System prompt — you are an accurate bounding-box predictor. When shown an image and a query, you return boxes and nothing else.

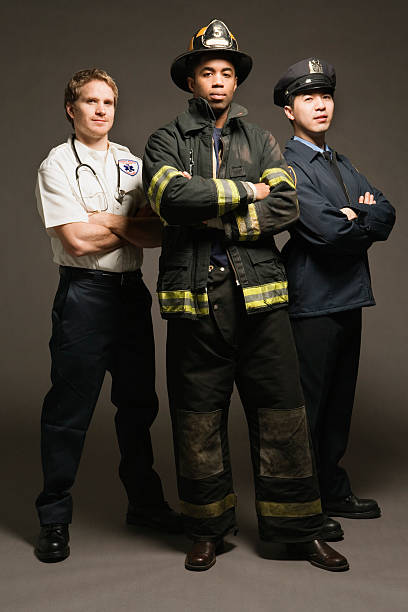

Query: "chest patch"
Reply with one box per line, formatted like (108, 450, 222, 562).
(118, 159, 139, 176)
(287, 165, 297, 187)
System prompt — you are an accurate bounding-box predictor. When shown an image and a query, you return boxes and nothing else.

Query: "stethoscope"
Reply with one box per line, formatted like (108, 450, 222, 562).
(71, 134, 126, 206)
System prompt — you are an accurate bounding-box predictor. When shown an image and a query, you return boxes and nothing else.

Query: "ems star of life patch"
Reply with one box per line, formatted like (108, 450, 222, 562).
(118, 159, 139, 176)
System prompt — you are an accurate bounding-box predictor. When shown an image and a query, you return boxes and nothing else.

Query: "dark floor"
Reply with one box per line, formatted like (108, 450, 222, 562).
(1, 407, 407, 612)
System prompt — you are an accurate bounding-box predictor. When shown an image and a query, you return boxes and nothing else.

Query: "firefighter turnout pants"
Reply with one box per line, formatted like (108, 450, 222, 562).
(167, 267, 323, 543)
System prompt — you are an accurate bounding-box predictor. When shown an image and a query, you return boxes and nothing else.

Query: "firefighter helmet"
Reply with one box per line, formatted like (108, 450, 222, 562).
(171, 19, 253, 92)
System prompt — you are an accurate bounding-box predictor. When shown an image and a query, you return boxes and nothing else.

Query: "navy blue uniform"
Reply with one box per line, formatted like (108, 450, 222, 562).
(282, 138, 395, 318)
(36, 267, 165, 524)
(282, 137, 395, 502)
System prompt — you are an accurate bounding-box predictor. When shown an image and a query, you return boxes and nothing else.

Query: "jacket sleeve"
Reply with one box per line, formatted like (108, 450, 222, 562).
(143, 128, 254, 226)
(345, 164, 396, 241)
(222, 132, 299, 242)
(287, 161, 380, 255)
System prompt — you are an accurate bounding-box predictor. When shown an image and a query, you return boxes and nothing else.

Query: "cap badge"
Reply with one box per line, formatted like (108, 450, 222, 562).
(308, 58, 323, 74)
(202, 19, 233, 49)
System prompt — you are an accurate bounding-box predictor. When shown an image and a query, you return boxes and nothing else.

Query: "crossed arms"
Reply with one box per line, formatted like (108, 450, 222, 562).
(143, 128, 300, 241)
(56, 206, 162, 257)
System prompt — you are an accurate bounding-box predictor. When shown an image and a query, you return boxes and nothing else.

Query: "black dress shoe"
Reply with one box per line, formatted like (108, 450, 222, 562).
(35, 524, 70, 563)
(289, 539, 349, 572)
(325, 494, 381, 519)
(126, 501, 183, 534)
(185, 539, 224, 571)
(319, 514, 344, 541)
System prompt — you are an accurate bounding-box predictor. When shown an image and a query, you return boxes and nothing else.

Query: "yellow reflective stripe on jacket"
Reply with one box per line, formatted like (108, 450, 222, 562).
(256, 498, 322, 518)
(212, 178, 241, 216)
(235, 203, 261, 241)
(180, 494, 237, 519)
(243, 281, 288, 310)
(260, 167, 295, 190)
(158, 289, 209, 316)
(147, 165, 184, 215)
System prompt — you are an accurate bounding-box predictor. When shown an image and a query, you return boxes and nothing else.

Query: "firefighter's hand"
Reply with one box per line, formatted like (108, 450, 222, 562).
(358, 192, 376, 205)
(254, 182, 270, 200)
(182, 171, 192, 180)
(340, 207, 358, 220)
(136, 204, 157, 218)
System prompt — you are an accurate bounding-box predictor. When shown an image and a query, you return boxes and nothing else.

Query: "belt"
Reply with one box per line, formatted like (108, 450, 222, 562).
(59, 266, 142, 286)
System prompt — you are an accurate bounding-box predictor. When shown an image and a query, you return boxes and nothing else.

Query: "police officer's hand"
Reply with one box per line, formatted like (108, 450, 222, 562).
(255, 183, 271, 200)
(359, 192, 376, 205)
(340, 207, 358, 220)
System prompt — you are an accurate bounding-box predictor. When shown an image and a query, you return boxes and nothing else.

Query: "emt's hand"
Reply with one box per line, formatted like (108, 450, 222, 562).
(340, 207, 358, 220)
(88, 212, 115, 228)
(359, 192, 376, 205)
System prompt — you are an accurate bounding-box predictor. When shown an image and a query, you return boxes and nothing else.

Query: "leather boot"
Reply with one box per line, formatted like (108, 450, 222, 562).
(185, 539, 224, 571)
(319, 514, 344, 541)
(290, 539, 349, 572)
(35, 524, 70, 563)
(325, 494, 381, 519)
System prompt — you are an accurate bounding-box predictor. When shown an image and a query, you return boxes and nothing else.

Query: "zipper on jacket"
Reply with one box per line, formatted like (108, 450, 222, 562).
(218, 133, 240, 285)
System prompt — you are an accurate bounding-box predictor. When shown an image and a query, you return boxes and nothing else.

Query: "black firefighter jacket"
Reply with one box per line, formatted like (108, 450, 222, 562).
(143, 98, 299, 319)
(282, 138, 396, 318)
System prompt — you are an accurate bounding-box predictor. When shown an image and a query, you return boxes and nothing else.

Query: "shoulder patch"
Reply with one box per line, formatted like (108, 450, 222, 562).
(287, 165, 297, 187)
(118, 159, 140, 176)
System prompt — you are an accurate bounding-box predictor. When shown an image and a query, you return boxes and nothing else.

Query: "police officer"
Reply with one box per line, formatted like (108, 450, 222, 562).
(274, 59, 395, 524)
(35, 68, 181, 563)
(143, 22, 349, 572)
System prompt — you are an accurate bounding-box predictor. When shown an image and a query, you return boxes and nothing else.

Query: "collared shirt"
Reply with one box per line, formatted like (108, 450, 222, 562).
(293, 135, 331, 156)
(36, 138, 146, 272)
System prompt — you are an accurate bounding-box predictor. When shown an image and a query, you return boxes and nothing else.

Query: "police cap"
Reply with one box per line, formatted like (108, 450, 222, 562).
(274, 58, 336, 107)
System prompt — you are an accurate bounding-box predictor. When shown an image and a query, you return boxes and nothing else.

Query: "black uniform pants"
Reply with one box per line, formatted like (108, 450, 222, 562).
(291, 309, 362, 503)
(36, 266, 164, 525)
(167, 268, 323, 543)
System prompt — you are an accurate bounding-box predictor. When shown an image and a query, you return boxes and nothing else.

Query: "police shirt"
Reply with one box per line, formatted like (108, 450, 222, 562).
(36, 138, 146, 272)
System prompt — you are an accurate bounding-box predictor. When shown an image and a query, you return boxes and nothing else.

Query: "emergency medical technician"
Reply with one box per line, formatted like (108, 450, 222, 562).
(143, 21, 349, 572)
(34, 68, 181, 563)
(274, 59, 395, 524)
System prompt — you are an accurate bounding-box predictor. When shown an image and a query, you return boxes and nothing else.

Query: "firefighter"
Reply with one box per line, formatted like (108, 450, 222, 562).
(143, 21, 349, 572)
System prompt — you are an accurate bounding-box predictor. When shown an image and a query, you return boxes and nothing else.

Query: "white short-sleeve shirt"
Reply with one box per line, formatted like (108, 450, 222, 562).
(36, 137, 146, 272)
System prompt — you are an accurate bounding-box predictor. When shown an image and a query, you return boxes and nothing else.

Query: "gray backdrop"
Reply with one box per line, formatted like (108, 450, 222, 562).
(1, 1, 407, 611)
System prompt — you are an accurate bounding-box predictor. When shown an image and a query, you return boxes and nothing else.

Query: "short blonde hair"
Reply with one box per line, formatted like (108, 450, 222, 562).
(64, 68, 119, 126)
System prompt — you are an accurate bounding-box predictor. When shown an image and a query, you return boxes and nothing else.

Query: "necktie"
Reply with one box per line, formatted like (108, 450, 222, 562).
(322, 151, 351, 205)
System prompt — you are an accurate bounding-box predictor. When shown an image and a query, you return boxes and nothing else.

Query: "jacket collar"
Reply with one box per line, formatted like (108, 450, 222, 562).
(284, 136, 325, 162)
(177, 97, 248, 136)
